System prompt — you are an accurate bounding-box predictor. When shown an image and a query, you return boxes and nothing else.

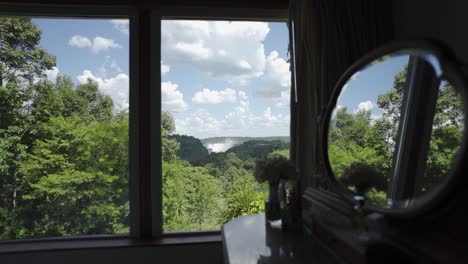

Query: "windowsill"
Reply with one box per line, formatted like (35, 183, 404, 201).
(0, 231, 221, 255)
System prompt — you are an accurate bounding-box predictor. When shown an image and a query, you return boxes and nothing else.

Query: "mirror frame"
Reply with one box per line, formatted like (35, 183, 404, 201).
(322, 40, 468, 218)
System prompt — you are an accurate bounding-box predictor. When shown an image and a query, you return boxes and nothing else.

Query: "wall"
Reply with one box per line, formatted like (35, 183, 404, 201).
(0, 242, 222, 264)
(393, 0, 468, 70)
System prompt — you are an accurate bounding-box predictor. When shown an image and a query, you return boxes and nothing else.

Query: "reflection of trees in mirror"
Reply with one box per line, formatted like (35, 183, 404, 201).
(329, 62, 463, 205)
(424, 82, 463, 193)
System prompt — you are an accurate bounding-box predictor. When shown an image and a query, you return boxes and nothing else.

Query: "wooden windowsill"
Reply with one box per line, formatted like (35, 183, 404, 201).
(0, 231, 221, 255)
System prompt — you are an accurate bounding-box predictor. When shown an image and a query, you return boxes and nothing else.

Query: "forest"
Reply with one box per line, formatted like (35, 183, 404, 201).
(0, 17, 288, 239)
(0, 17, 463, 240)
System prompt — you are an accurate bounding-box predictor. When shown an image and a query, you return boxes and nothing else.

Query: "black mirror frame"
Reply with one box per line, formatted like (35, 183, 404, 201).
(322, 40, 468, 218)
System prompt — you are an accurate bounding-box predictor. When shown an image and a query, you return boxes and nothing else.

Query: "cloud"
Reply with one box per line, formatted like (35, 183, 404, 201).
(331, 104, 344, 118)
(275, 90, 290, 108)
(68, 35, 92, 48)
(254, 50, 291, 98)
(161, 20, 269, 85)
(357, 100, 374, 112)
(175, 91, 289, 138)
(77, 70, 129, 110)
(192, 88, 237, 104)
(175, 109, 227, 137)
(161, 61, 170, 75)
(68, 35, 121, 53)
(44, 67, 60, 83)
(91, 37, 121, 53)
(111, 19, 129, 35)
(350, 71, 360, 81)
(161, 81, 188, 112)
(97, 56, 122, 77)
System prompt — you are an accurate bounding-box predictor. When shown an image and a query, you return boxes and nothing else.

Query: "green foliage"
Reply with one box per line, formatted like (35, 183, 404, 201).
(329, 64, 463, 202)
(170, 134, 209, 163)
(162, 160, 222, 230)
(0, 17, 289, 238)
(218, 176, 267, 225)
(161, 112, 180, 162)
(0, 17, 55, 84)
(225, 140, 289, 160)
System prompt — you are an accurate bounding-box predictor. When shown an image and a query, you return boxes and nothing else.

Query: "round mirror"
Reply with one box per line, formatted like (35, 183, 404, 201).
(325, 42, 467, 213)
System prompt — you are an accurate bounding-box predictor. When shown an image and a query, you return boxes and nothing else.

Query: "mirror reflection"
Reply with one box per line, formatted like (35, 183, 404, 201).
(328, 51, 464, 208)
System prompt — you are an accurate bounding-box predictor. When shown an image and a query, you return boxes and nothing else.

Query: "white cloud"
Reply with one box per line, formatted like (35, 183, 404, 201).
(44, 67, 60, 83)
(350, 71, 360, 81)
(69, 35, 121, 53)
(68, 35, 92, 48)
(175, 91, 289, 138)
(91, 37, 121, 53)
(192, 88, 237, 104)
(97, 56, 122, 77)
(77, 70, 129, 110)
(32, 66, 60, 84)
(331, 104, 344, 118)
(161, 20, 269, 85)
(275, 90, 290, 108)
(161, 81, 188, 113)
(357, 100, 374, 112)
(254, 50, 291, 98)
(111, 19, 129, 35)
(161, 61, 170, 75)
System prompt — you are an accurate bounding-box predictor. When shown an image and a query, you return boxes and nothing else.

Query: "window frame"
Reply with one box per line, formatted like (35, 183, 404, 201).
(388, 56, 440, 204)
(0, 2, 290, 252)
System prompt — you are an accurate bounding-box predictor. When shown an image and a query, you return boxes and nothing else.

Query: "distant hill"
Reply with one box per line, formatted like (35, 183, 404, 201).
(170, 135, 209, 163)
(225, 140, 289, 160)
(201, 136, 289, 153)
(194, 139, 289, 167)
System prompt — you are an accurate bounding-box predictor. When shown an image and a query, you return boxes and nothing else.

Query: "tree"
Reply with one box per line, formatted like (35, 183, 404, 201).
(329, 63, 464, 199)
(16, 116, 129, 237)
(75, 80, 114, 122)
(219, 176, 267, 224)
(161, 112, 180, 162)
(0, 17, 55, 86)
(162, 160, 222, 230)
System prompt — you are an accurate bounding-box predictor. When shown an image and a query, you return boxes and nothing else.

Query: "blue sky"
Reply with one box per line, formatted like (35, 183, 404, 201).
(336, 55, 409, 118)
(32, 18, 406, 139)
(33, 19, 291, 138)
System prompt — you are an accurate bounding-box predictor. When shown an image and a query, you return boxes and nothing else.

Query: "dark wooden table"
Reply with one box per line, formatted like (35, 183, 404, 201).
(222, 213, 339, 264)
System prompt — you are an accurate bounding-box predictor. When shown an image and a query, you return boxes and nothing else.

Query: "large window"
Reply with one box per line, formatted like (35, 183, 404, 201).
(160, 20, 291, 231)
(0, 17, 129, 240)
(0, 5, 290, 244)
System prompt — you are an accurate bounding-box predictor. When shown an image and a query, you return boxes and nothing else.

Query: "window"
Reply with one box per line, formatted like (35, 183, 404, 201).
(160, 20, 291, 231)
(0, 5, 290, 244)
(0, 16, 130, 240)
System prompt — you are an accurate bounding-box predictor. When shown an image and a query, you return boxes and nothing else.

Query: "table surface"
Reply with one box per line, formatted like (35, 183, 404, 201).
(221, 213, 339, 264)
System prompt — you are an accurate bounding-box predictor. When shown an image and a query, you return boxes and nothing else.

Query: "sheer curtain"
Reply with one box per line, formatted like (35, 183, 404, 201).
(288, 0, 393, 190)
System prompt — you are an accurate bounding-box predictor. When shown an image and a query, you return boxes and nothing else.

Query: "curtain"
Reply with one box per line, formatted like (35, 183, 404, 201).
(288, 0, 394, 191)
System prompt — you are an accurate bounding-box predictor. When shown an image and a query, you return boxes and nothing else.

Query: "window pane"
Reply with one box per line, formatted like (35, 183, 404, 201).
(161, 20, 290, 231)
(422, 81, 464, 193)
(0, 17, 129, 239)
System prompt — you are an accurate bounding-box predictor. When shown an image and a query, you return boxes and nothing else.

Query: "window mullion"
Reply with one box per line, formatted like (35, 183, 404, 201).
(388, 56, 439, 205)
(150, 10, 163, 237)
(130, 8, 158, 239)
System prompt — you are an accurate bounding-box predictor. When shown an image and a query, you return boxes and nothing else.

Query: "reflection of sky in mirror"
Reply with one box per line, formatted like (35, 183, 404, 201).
(336, 55, 410, 118)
